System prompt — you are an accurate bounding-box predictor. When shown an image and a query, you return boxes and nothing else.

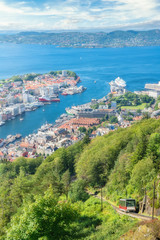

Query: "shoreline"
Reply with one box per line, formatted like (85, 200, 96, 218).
(0, 80, 156, 161)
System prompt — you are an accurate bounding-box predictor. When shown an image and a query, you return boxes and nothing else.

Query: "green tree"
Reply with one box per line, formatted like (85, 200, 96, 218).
(6, 188, 78, 240)
(109, 116, 118, 124)
(137, 109, 141, 114)
(69, 179, 89, 202)
(91, 103, 99, 109)
(129, 158, 155, 196)
(147, 133, 160, 170)
(130, 130, 148, 167)
(78, 127, 86, 133)
(83, 133, 90, 145)
(67, 71, 77, 79)
(11, 76, 23, 82)
(142, 112, 150, 119)
(24, 74, 38, 81)
(61, 169, 70, 199)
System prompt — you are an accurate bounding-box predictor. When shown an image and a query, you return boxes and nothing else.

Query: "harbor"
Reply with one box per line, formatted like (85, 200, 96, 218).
(1, 75, 160, 161)
(0, 70, 86, 128)
(0, 43, 159, 140)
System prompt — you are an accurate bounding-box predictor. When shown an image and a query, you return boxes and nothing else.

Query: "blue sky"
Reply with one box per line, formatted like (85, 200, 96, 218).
(0, 0, 160, 31)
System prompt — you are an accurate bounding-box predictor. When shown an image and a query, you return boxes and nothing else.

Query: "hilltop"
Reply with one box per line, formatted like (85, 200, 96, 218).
(0, 30, 160, 48)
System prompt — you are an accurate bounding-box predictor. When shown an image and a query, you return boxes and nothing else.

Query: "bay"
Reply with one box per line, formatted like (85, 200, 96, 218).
(0, 43, 160, 139)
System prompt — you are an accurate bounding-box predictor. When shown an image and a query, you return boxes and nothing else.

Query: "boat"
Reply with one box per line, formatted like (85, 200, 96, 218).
(42, 109, 45, 112)
(39, 96, 60, 102)
(50, 97, 60, 102)
(65, 107, 77, 115)
(61, 92, 68, 96)
(115, 77, 126, 88)
(0, 121, 5, 126)
(20, 118, 24, 121)
(109, 77, 126, 93)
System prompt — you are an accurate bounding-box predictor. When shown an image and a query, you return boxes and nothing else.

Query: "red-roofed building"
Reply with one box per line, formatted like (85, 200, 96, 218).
(59, 118, 100, 130)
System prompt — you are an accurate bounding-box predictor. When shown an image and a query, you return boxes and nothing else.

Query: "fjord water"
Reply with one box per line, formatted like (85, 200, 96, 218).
(0, 43, 160, 138)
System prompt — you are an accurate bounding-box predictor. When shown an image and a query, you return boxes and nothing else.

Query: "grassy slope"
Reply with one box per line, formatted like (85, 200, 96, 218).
(121, 103, 146, 110)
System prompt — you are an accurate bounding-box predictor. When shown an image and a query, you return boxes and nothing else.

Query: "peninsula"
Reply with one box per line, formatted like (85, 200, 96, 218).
(0, 70, 86, 126)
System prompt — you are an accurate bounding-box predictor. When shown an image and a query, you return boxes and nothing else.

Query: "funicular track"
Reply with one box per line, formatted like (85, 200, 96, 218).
(88, 191, 155, 221)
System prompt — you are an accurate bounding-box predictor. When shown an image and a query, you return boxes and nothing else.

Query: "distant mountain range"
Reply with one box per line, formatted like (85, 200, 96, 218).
(0, 30, 160, 48)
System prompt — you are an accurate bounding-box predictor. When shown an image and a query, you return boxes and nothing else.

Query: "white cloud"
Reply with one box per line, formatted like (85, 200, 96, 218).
(0, 0, 159, 30)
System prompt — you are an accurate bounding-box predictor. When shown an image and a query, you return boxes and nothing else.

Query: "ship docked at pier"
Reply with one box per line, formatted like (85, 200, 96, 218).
(109, 77, 126, 95)
(39, 96, 60, 102)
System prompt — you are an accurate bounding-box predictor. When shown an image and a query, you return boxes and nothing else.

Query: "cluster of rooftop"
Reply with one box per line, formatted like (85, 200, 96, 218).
(0, 70, 86, 126)
(1, 77, 160, 161)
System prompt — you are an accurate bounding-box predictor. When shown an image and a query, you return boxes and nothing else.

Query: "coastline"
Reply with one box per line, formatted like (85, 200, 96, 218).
(0, 77, 158, 161)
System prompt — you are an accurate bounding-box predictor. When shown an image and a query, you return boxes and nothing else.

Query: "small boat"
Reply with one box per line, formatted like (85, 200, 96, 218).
(0, 121, 5, 126)
(20, 118, 24, 121)
(61, 92, 68, 96)
(43, 109, 45, 112)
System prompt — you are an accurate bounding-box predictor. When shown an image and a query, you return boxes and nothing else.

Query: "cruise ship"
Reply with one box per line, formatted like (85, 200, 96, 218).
(115, 77, 126, 88)
(109, 77, 126, 94)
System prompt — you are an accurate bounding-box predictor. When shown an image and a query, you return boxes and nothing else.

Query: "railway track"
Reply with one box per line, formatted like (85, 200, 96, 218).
(88, 191, 155, 221)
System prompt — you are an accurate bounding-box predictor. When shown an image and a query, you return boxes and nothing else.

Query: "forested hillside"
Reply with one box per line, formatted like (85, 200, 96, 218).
(1, 118, 160, 239)
(77, 118, 160, 203)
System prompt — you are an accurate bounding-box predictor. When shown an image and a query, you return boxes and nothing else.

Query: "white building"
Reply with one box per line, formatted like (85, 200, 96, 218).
(145, 82, 160, 98)
(7, 105, 19, 116)
(18, 104, 25, 114)
(62, 70, 68, 77)
(6, 94, 17, 104)
(0, 112, 2, 122)
(22, 90, 29, 103)
(22, 90, 36, 103)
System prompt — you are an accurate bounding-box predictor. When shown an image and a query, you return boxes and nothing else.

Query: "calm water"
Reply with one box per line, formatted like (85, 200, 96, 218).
(0, 44, 160, 138)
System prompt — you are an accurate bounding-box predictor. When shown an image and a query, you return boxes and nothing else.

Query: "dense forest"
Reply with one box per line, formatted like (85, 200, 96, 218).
(1, 118, 160, 239)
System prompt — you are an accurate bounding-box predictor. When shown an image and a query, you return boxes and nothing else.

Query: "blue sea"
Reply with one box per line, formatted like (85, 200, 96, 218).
(0, 43, 160, 139)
